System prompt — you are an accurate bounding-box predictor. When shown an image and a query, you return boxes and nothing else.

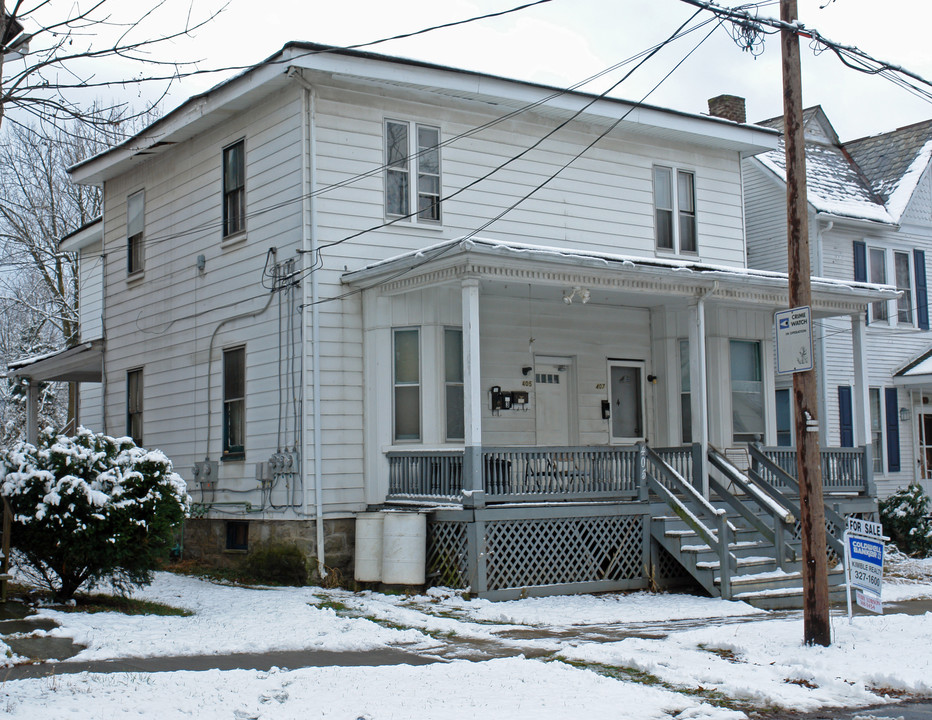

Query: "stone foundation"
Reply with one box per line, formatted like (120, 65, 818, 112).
(181, 517, 355, 583)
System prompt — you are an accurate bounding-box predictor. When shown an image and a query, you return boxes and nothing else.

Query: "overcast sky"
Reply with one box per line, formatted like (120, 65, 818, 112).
(136, 0, 932, 142)
(15, 0, 932, 143)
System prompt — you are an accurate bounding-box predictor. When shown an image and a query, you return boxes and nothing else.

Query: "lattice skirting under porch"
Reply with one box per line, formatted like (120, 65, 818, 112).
(427, 504, 654, 600)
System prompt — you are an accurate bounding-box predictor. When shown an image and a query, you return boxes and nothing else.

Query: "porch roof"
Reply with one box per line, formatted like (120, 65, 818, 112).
(894, 346, 932, 387)
(342, 237, 897, 317)
(8, 340, 103, 383)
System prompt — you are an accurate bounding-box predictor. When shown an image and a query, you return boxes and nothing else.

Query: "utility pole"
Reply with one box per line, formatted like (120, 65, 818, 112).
(780, 0, 831, 647)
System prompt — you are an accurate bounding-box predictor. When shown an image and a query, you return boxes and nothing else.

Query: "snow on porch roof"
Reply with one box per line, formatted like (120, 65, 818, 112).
(8, 340, 103, 383)
(894, 346, 932, 387)
(341, 237, 896, 314)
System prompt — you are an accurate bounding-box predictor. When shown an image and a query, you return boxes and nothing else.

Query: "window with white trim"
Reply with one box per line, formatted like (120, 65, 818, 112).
(868, 246, 888, 321)
(679, 339, 691, 444)
(444, 328, 464, 442)
(393, 328, 420, 441)
(730, 340, 764, 444)
(127, 368, 143, 446)
(223, 346, 245, 458)
(894, 250, 913, 324)
(653, 166, 696, 254)
(127, 190, 145, 275)
(384, 120, 441, 223)
(223, 139, 246, 237)
(869, 387, 883, 473)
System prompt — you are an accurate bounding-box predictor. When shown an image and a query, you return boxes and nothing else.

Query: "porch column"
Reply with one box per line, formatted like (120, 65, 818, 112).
(851, 312, 871, 449)
(688, 297, 710, 496)
(25, 380, 39, 445)
(462, 277, 484, 505)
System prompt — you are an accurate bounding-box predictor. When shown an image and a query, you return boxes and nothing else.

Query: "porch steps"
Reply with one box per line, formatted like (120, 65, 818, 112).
(652, 515, 848, 609)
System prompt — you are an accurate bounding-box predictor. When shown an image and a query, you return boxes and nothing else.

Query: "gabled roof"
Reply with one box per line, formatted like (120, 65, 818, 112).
(846, 119, 932, 221)
(754, 108, 892, 225)
(752, 107, 932, 226)
(893, 345, 932, 387)
(70, 42, 779, 185)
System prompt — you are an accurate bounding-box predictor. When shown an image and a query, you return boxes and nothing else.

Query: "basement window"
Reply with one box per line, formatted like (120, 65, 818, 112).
(226, 520, 249, 551)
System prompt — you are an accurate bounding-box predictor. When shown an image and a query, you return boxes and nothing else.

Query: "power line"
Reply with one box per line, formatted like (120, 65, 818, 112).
(678, 0, 932, 101)
(138, 16, 721, 249)
(302, 10, 721, 308)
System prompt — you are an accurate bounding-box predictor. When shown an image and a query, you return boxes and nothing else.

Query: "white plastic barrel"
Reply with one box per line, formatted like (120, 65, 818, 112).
(354, 512, 384, 582)
(380, 511, 427, 585)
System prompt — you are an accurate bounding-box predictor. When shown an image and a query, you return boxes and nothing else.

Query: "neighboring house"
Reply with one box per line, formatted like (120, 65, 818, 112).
(742, 106, 932, 499)
(14, 46, 892, 602)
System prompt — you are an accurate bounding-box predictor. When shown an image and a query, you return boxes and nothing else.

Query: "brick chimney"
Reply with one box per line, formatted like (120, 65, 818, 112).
(707, 94, 747, 124)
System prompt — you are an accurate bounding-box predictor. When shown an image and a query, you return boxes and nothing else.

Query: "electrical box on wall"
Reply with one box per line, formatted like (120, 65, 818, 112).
(490, 387, 530, 413)
(192, 460, 218, 486)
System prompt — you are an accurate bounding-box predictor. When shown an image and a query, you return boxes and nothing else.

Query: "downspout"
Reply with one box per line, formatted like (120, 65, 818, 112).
(815, 220, 832, 440)
(289, 67, 326, 580)
(100, 192, 108, 435)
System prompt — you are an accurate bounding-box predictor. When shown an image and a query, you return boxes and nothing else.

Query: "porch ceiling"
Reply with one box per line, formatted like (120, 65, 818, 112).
(342, 238, 897, 318)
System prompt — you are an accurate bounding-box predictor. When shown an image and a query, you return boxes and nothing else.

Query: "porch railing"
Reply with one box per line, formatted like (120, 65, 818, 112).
(757, 445, 873, 496)
(387, 443, 873, 503)
(481, 446, 641, 501)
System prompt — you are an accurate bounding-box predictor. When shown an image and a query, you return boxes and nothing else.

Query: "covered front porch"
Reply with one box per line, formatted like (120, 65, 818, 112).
(345, 238, 892, 602)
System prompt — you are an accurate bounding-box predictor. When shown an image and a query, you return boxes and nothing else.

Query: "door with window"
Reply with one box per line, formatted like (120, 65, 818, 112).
(535, 358, 573, 446)
(608, 360, 646, 444)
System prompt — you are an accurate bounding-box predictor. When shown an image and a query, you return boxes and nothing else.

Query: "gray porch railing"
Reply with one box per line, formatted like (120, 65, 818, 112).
(758, 445, 873, 496)
(387, 443, 872, 502)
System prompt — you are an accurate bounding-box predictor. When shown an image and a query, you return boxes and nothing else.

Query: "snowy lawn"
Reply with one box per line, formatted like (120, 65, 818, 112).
(3, 552, 932, 719)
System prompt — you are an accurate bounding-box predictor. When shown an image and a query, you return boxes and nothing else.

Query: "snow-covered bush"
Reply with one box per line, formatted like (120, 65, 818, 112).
(0, 428, 190, 600)
(880, 483, 932, 557)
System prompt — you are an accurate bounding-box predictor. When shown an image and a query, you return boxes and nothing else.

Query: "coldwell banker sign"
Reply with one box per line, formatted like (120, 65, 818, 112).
(845, 517, 886, 616)
(774, 306, 814, 374)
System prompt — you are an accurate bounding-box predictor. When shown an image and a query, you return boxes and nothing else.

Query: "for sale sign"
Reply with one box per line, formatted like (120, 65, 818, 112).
(847, 533, 884, 596)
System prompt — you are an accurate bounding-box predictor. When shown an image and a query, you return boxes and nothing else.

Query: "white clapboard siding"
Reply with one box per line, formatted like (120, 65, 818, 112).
(98, 68, 765, 517)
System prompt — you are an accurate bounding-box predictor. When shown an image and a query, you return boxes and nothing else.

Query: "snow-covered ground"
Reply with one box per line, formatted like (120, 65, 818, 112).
(4, 554, 932, 719)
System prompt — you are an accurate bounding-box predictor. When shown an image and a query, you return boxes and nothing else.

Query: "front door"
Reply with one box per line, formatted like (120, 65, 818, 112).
(535, 358, 573, 445)
(608, 360, 646, 444)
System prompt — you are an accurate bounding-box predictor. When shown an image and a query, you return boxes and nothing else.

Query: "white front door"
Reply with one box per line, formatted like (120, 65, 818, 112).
(535, 358, 573, 446)
(608, 360, 646, 444)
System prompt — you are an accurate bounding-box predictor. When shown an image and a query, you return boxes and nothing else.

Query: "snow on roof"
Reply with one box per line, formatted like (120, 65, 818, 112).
(344, 236, 895, 300)
(755, 109, 932, 226)
(895, 346, 932, 378)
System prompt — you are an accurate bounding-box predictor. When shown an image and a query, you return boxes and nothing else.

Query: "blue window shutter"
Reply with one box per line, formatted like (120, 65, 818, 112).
(838, 386, 853, 447)
(854, 241, 868, 326)
(853, 241, 867, 282)
(885, 387, 900, 473)
(914, 249, 928, 330)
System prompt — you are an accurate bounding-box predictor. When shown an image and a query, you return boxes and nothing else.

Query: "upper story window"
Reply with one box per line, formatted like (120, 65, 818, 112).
(385, 120, 441, 224)
(653, 166, 696, 254)
(854, 240, 929, 329)
(223, 139, 246, 237)
(127, 190, 145, 275)
(223, 346, 245, 458)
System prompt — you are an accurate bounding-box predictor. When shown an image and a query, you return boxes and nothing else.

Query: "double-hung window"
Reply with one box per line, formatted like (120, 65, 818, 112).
(869, 387, 883, 473)
(895, 250, 913, 324)
(223, 347, 245, 458)
(385, 120, 441, 223)
(653, 166, 696, 254)
(679, 339, 691, 444)
(127, 190, 145, 275)
(854, 241, 929, 329)
(730, 340, 764, 444)
(223, 139, 246, 237)
(393, 328, 420, 442)
(444, 328, 464, 442)
(868, 247, 888, 321)
(127, 368, 143, 446)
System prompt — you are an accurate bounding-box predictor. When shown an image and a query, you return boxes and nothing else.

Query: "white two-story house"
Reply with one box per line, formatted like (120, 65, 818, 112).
(16, 46, 892, 601)
(743, 106, 932, 499)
